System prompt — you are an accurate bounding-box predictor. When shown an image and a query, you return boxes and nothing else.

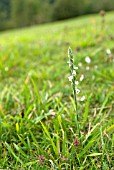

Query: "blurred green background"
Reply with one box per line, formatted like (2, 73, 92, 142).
(0, 0, 114, 31)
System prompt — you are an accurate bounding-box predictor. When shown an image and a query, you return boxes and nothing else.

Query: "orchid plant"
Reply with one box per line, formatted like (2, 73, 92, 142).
(67, 47, 80, 130)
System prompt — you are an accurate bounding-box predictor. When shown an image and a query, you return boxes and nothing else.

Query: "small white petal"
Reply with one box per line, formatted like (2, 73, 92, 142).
(106, 49, 111, 55)
(72, 70, 76, 75)
(75, 81, 79, 85)
(67, 61, 71, 67)
(80, 96, 86, 101)
(80, 74, 84, 81)
(74, 66, 78, 70)
(85, 56, 91, 63)
(76, 88, 80, 94)
(68, 75, 73, 82)
(86, 66, 90, 70)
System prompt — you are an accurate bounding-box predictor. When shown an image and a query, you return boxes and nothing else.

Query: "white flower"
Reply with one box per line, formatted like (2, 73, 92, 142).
(67, 61, 70, 64)
(74, 66, 78, 70)
(5, 67, 9, 71)
(85, 56, 91, 63)
(86, 66, 90, 70)
(75, 81, 79, 85)
(67, 61, 71, 67)
(80, 74, 84, 81)
(68, 75, 73, 82)
(78, 62, 82, 67)
(76, 88, 80, 94)
(72, 70, 76, 75)
(106, 49, 111, 55)
(80, 96, 86, 101)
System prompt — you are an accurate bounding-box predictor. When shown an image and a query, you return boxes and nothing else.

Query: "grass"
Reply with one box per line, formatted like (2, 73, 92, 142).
(0, 12, 114, 169)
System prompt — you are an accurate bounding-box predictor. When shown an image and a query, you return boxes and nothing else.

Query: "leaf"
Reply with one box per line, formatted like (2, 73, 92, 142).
(82, 93, 92, 126)
(107, 124, 114, 134)
(40, 121, 58, 156)
(87, 153, 103, 157)
(24, 160, 38, 167)
(94, 93, 111, 123)
(79, 140, 95, 158)
(16, 122, 19, 132)
(82, 123, 100, 144)
(5, 142, 23, 164)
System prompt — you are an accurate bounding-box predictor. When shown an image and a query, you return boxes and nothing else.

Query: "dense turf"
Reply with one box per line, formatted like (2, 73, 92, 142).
(0, 12, 114, 169)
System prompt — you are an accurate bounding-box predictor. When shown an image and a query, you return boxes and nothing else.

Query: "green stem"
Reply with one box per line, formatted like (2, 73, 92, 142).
(72, 77, 79, 131)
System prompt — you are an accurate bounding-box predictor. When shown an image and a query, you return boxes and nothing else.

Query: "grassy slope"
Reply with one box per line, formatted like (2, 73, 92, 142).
(0, 12, 114, 169)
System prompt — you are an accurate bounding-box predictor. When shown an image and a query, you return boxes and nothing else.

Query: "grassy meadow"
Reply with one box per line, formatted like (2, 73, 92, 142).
(0, 12, 114, 169)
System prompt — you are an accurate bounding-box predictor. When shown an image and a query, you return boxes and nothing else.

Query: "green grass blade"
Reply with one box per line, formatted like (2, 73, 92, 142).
(40, 121, 58, 156)
(5, 142, 23, 164)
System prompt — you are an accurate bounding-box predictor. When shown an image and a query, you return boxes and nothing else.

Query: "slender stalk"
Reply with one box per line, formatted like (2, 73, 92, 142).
(68, 47, 79, 130)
